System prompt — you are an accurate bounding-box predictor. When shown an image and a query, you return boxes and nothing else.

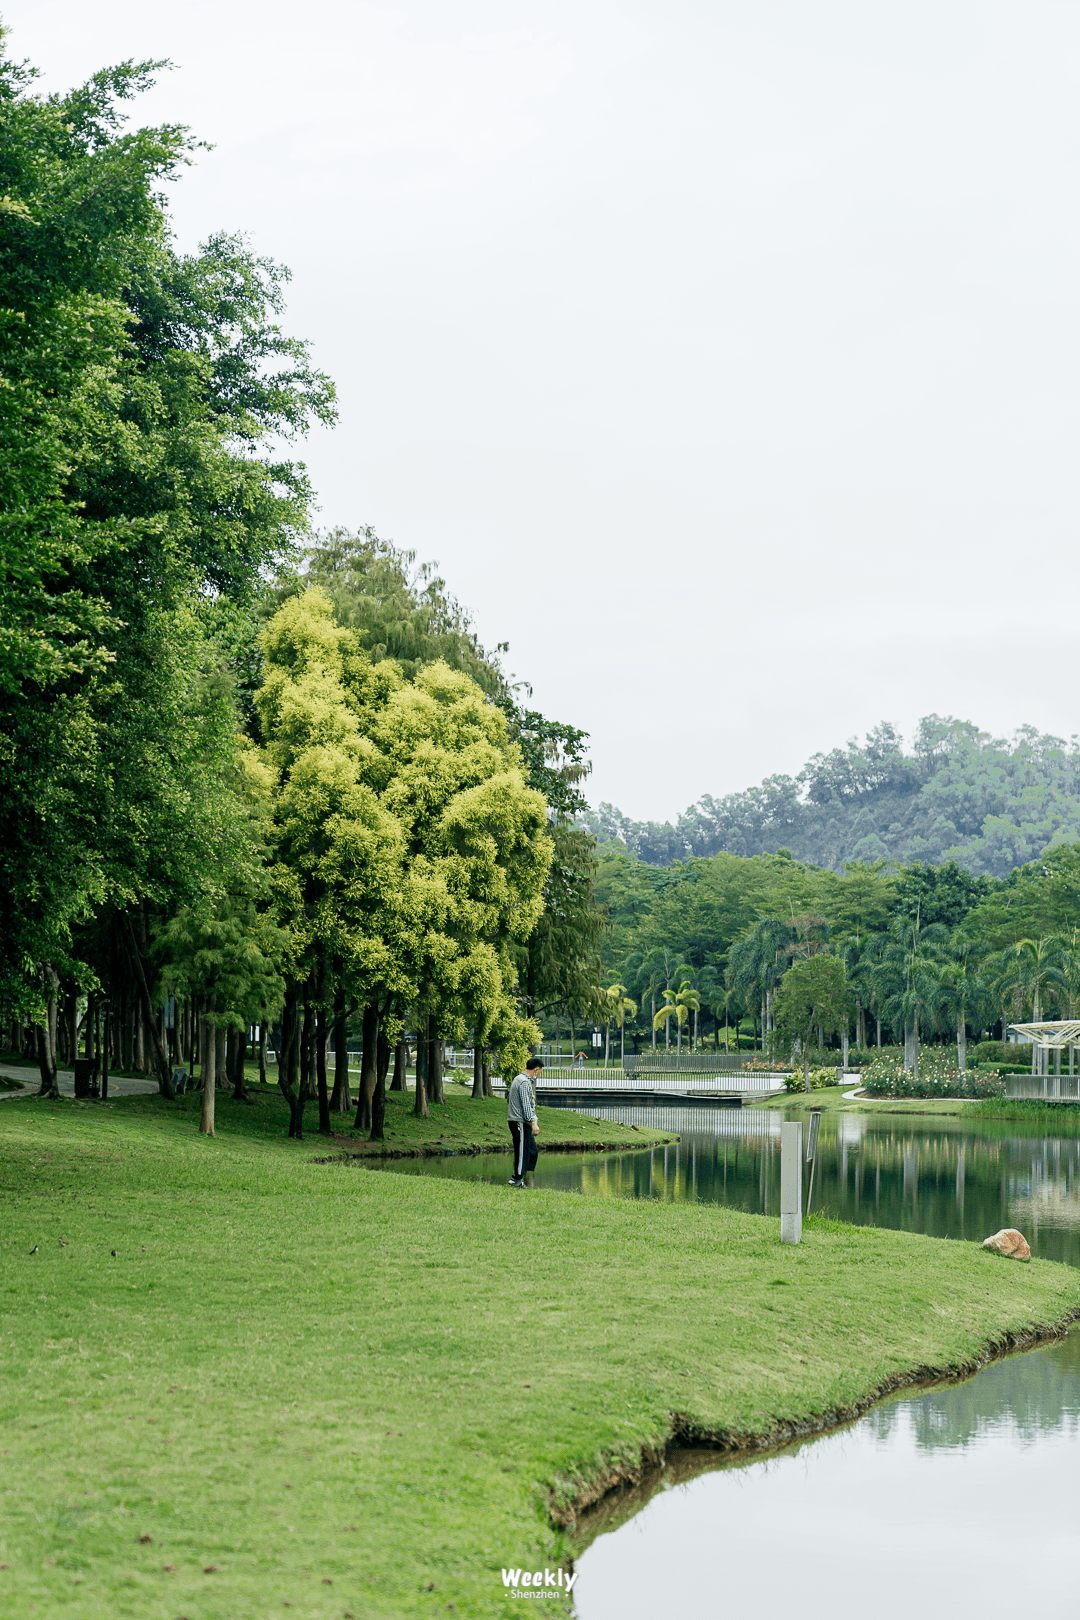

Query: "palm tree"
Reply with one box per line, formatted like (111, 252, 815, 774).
(730, 919, 791, 1051)
(627, 945, 681, 1053)
(937, 933, 989, 1073)
(992, 935, 1068, 1075)
(602, 983, 637, 1067)
(1054, 934, 1080, 1077)
(652, 979, 702, 1057)
(675, 979, 701, 1055)
(874, 916, 949, 1077)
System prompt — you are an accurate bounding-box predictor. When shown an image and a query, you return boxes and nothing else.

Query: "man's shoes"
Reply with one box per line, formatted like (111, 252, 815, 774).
(508, 1177, 524, 1187)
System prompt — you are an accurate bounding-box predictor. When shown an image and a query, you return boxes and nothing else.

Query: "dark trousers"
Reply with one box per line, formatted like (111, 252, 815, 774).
(509, 1120, 539, 1180)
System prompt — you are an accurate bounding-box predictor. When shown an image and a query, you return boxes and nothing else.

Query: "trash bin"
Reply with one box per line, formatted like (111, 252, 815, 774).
(73, 1059, 98, 1098)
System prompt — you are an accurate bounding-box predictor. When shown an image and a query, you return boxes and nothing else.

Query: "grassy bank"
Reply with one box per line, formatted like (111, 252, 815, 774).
(2, 1095, 1079, 1619)
(764, 1086, 980, 1116)
(773, 1088, 1080, 1130)
(0, 1070, 677, 1155)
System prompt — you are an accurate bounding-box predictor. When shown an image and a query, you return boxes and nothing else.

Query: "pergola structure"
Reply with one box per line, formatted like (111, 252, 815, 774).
(1008, 1020, 1080, 1049)
(1007, 1020, 1080, 1086)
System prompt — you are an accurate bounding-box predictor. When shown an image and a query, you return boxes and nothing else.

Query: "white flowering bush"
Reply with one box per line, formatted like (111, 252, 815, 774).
(863, 1047, 1005, 1100)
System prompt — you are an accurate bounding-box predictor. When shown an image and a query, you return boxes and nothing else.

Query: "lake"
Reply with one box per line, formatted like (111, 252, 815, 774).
(363, 1102, 1080, 1264)
(572, 1323, 1080, 1619)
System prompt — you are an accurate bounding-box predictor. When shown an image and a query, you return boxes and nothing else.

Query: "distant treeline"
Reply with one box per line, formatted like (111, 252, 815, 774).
(585, 717, 1080, 877)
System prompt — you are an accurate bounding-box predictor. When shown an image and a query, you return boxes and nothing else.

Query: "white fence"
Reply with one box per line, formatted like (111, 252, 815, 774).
(491, 1069, 788, 1094)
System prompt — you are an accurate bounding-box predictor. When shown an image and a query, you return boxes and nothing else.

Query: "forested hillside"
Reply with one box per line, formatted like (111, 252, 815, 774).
(586, 717, 1080, 877)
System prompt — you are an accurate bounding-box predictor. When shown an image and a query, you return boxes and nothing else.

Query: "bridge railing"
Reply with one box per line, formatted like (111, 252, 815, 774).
(490, 1069, 789, 1093)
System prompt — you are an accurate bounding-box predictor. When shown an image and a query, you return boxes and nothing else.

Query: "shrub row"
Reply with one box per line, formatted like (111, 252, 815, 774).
(862, 1047, 1005, 1100)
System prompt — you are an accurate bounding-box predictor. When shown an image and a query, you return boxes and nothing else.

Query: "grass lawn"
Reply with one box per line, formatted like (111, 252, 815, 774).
(3, 1091, 1080, 1619)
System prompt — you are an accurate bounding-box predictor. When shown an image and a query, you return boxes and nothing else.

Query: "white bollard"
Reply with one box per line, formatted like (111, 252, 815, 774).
(780, 1120, 803, 1244)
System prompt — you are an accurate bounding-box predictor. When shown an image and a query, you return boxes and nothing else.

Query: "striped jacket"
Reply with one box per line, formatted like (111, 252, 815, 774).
(506, 1072, 537, 1124)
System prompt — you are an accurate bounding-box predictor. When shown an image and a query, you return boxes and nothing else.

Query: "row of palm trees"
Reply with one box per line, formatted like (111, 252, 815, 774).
(612, 921, 1080, 1075)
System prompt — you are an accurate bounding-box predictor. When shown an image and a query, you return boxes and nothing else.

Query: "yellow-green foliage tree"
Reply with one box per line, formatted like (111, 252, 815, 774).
(256, 591, 551, 1137)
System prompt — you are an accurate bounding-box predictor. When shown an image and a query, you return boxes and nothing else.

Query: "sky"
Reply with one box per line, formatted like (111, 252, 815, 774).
(11, 0, 1080, 820)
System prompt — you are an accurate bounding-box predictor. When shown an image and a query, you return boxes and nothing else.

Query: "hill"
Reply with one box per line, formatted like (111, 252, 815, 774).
(586, 716, 1080, 877)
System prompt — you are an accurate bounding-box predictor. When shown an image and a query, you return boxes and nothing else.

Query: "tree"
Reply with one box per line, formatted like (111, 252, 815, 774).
(990, 935, 1068, 1076)
(256, 592, 551, 1137)
(873, 918, 949, 1076)
(601, 985, 637, 1067)
(296, 527, 508, 695)
(157, 892, 286, 1136)
(0, 40, 334, 1054)
(499, 698, 605, 1037)
(730, 919, 791, 1049)
(773, 954, 852, 1082)
(651, 979, 700, 1056)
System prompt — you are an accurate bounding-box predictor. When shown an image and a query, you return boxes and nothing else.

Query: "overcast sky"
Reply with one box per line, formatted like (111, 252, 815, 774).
(11, 1, 1080, 819)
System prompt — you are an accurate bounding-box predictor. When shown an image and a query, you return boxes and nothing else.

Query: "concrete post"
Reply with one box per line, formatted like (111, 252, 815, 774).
(780, 1120, 803, 1244)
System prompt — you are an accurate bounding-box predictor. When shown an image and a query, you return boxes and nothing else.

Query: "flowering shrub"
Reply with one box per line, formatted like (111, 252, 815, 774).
(862, 1047, 1006, 1100)
(782, 1068, 834, 1094)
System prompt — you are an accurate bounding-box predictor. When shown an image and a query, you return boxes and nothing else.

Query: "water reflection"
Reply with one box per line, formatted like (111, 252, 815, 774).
(364, 1106, 1080, 1264)
(573, 1326, 1080, 1620)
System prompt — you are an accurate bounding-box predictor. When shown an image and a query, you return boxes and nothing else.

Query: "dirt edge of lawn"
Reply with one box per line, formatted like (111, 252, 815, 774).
(550, 1297, 1080, 1537)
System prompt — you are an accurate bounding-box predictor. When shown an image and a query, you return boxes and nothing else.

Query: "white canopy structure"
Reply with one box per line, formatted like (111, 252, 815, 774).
(1008, 1020, 1080, 1049)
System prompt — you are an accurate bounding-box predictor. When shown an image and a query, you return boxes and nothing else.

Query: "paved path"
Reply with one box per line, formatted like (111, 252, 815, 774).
(0, 1062, 157, 1098)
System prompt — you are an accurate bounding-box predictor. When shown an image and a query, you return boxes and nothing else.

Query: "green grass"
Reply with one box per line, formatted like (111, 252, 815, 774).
(0, 1064, 677, 1154)
(2, 1093, 1079, 1618)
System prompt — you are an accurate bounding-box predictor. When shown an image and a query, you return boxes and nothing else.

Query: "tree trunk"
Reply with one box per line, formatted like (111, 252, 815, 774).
(413, 1016, 429, 1117)
(330, 983, 351, 1112)
(299, 992, 315, 1108)
(36, 972, 60, 1097)
(650, 997, 655, 1052)
(277, 986, 305, 1139)
(841, 1024, 849, 1069)
(85, 994, 96, 1063)
(472, 1035, 484, 1098)
(199, 1002, 217, 1136)
(100, 995, 111, 1100)
(353, 1002, 378, 1131)
(390, 1038, 407, 1092)
(315, 1004, 331, 1133)
(370, 1022, 390, 1141)
(258, 1016, 267, 1085)
(61, 982, 77, 1070)
(120, 986, 133, 1072)
(957, 1009, 967, 1074)
(123, 916, 175, 1098)
(427, 1018, 445, 1104)
(231, 1026, 253, 1102)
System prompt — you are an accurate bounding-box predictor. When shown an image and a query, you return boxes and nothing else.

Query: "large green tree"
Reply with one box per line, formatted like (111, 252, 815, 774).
(0, 40, 334, 1050)
(256, 591, 550, 1137)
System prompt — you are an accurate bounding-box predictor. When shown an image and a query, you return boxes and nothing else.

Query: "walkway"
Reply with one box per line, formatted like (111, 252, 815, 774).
(0, 1062, 158, 1098)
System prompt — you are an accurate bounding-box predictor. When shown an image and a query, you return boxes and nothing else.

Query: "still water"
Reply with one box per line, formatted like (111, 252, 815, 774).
(365, 1104, 1080, 1264)
(572, 1325, 1080, 1619)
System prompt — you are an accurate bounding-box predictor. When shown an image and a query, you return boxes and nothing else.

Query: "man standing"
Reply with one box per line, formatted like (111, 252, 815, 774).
(507, 1057, 543, 1187)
